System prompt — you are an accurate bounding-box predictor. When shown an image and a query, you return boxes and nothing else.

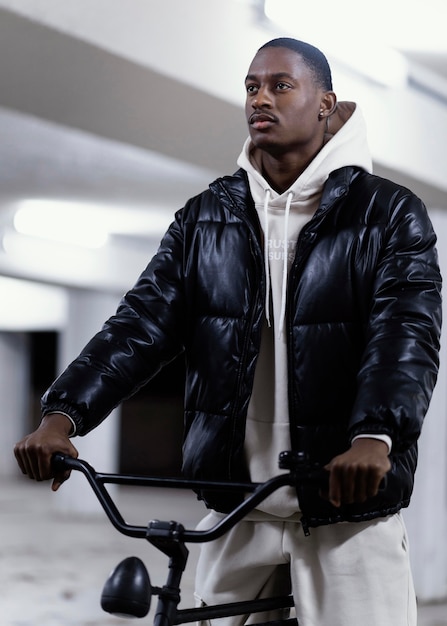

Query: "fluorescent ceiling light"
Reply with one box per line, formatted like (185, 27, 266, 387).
(14, 200, 108, 248)
(12, 199, 173, 249)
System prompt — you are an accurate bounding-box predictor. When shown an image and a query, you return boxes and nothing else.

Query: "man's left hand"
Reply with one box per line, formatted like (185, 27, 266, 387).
(324, 438, 391, 507)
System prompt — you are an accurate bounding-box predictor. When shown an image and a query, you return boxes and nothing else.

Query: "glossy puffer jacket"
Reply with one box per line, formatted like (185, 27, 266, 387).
(42, 166, 442, 528)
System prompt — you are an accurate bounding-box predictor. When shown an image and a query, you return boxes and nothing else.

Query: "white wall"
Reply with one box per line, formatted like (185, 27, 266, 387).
(51, 289, 122, 515)
(0, 332, 30, 475)
(404, 208, 447, 601)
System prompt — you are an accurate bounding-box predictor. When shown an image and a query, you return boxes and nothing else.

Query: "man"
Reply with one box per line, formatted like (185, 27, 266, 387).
(15, 38, 441, 626)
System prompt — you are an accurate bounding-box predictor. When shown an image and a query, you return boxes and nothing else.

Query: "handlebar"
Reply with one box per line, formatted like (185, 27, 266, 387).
(52, 452, 325, 543)
(51, 452, 324, 625)
(49, 452, 386, 625)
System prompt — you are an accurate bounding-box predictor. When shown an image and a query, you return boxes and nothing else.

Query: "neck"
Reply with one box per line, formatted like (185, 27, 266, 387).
(252, 139, 325, 194)
(257, 152, 312, 194)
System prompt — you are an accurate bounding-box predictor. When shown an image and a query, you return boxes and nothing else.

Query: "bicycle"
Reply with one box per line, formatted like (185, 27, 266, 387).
(52, 451, 324, 626)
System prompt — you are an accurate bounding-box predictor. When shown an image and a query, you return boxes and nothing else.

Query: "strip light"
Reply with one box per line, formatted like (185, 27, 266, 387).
(12, 199, 173, 249)
(14, 200, 108, 248)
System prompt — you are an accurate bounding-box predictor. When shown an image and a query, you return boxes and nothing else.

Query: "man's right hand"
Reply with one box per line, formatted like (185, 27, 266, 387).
(14, 413, 79, 491)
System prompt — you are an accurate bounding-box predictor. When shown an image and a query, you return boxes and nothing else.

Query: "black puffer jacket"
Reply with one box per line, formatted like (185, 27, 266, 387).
(42, 166, 442, 528)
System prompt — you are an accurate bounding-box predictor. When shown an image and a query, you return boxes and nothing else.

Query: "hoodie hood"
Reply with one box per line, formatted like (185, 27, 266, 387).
(237, 102, 372, 206)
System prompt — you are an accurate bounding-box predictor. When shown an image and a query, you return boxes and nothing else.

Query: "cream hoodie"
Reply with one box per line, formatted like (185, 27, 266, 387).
(236, 103, 374, 519)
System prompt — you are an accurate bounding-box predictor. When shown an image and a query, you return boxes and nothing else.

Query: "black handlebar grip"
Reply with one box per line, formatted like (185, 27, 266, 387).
(51, 452, 69, 473)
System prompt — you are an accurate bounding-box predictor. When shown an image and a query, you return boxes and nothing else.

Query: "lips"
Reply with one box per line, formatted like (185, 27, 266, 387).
(249, 112, 278, 128)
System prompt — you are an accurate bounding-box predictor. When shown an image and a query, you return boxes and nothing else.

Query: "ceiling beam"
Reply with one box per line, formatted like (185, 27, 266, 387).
(0, 8, 247, 174)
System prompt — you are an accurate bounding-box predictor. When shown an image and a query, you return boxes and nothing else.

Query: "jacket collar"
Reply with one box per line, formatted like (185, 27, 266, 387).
(211, 166, 363, 220)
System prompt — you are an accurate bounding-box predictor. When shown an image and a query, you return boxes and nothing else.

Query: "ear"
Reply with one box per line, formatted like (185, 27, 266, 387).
(318, 91, 337, 119)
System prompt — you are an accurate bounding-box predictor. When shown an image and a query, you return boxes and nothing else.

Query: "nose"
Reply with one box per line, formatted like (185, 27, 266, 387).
(252, 85, 272, 108)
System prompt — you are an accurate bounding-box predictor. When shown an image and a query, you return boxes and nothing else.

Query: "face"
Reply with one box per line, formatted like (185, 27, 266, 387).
(245, 46, 330, 157)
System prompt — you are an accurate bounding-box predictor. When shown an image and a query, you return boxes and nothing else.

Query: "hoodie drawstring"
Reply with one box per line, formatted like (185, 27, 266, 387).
(263, 189, 272, 328)
(263, 189, 293, 337)
(278, 191, 293, 337)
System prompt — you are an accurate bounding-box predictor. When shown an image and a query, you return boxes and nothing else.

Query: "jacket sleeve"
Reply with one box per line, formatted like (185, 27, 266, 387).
(41, 208, 187, 436)
(349, 190, 442, 452)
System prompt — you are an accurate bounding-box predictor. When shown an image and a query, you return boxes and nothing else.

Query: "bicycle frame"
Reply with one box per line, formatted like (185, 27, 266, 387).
(52, 452, 320, 626)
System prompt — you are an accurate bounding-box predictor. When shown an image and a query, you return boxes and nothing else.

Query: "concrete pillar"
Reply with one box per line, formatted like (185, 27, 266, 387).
(53, 288, 122, 515)
(0, 332, 30, 476)
(404, 208, 447, 601)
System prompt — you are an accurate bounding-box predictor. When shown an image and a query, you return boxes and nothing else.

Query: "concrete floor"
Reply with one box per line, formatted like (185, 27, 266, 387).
(1, 475, 446, 626)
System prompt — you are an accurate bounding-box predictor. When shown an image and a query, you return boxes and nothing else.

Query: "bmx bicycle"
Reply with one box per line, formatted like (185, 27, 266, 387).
(52, 451, 324, 626)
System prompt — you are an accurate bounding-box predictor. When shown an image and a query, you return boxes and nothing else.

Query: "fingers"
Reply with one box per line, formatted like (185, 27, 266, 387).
(14, 432, 79, 486)
(13, 440, 28, 476)
(14, 437, 43, 480)
(324, 439, 391, 508)
(52, 470, 72, 492)
(14, 437, 53, 481)
(326, 462, 382, 507)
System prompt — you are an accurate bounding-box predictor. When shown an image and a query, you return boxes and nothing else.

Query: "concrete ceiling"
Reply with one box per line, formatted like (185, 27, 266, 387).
(0, 6, 249, 295)
(405, 50, 447, 82)
(0, 8, 245, 210)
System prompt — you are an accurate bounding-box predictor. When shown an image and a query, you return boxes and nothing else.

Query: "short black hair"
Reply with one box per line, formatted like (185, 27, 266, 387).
(258, 37, 333, 91)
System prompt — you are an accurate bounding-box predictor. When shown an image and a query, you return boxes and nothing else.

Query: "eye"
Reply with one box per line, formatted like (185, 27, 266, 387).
(246, 84, 258, 94)
(276, 82, 291, 91)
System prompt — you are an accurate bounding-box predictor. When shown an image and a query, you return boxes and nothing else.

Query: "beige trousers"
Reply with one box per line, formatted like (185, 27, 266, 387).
(194, 513, 416, 626)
